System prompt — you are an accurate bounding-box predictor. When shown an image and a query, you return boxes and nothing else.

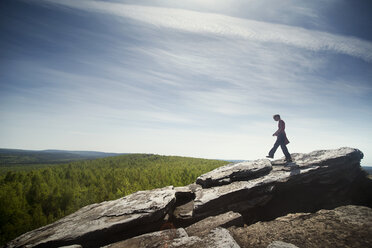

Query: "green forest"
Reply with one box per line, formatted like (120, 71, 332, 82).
(0, 154, 228, 245)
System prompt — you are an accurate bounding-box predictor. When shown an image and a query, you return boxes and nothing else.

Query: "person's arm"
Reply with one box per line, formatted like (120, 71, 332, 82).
(273, 120, 285, 136)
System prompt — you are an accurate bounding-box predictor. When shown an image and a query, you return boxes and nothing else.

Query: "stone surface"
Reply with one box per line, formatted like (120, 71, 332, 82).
(103, 228, 189, 248)
(229, 205, 372, 248)
(104, 227, 240, 248)
(197, 227, 240, 248)
(171, 184, 201, 226)
(5, 186, 176, 248)
(6, 147, 372, 248)
(185, 211, 244, 237)
(290, 147, 363, 167)
(58, 245, 83, 248)
(192, 148, 370, 224)
(266, 241, 299, 248)
(196, 160, 272, 188)
(172, 200, 195, 224)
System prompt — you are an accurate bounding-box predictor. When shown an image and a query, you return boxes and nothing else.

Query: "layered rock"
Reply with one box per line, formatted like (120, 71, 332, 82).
(191, 147, 370, 224)
(6, 147, 372, 248)
(184, 211, 244, 237)
(229, 205, 372, 248)
(196, 160, 272, 188)
(6, 186, 176, 248)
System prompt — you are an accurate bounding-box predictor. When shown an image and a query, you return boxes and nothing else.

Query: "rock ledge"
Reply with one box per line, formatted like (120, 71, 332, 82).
(5, 147, 372, 248)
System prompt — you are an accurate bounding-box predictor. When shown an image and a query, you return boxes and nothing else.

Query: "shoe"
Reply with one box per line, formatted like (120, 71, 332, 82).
(266, 155, 273, 159)
(285, 158, 292, 163)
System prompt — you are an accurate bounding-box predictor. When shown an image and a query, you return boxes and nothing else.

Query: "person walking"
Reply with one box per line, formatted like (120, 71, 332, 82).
(267, 114, 292, 162)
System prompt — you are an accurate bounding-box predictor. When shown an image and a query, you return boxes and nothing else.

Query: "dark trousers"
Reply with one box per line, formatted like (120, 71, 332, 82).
(269, 133, 291, 160)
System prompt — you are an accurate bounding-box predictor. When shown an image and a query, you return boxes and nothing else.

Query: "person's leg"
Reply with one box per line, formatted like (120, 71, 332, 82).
(280, 144, 292, 161)
(268, 139, 280, 157)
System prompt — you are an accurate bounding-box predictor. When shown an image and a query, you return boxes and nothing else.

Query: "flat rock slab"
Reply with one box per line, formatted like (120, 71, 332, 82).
(193, 167, 313, 217)
(173, 200, 194, 221)
(194, 227, 241, 248)
(196, 160, 272, 188)
(229, 205, 372, 248)
(185, 211, 244, 237)
(6, 186, 176, 248)
(105, 227, 240, 248)
(289, 147, 363, 167)
(193, 148, 364, 219)
(103, 228, 189, 248)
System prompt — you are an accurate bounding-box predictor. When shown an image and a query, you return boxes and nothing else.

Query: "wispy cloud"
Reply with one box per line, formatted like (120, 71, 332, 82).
(37, 0, 372, 62)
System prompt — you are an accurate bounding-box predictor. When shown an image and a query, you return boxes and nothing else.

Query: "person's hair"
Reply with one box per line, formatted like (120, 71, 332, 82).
(273, 114, 280, 119)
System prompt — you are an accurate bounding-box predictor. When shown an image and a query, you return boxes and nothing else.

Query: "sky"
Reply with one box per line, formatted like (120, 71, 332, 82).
(0, 0, 372, 165)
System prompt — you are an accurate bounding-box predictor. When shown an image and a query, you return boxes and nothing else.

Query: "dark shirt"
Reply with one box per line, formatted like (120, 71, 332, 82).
(275, 119, 289, 145)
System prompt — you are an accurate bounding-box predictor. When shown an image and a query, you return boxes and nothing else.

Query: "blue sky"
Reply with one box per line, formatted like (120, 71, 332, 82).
(1, 0, 372, 164)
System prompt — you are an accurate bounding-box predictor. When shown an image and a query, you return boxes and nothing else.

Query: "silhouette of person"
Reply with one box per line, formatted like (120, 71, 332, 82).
(267, 114, 292, 162)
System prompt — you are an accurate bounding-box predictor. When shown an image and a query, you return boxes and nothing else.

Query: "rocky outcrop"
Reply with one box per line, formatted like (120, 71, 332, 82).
(191, 147, 371, 225)
(6, 186, 176, 248)
(6, 147, 372, 248)
(229, 205, 372, 248)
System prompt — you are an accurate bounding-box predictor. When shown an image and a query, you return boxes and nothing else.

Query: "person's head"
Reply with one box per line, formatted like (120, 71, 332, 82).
(273, 114, 280, 121)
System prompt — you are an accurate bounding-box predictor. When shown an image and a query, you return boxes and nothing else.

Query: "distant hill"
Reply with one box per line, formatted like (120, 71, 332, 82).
(0, 148, 125, 166)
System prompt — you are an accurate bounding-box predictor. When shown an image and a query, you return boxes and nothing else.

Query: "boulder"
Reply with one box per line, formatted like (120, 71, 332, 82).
(171, 184, 201, 226)
(196, 160, 272, 188)
(5, 186, 176, 248)
(290, 147, 363, 167)
(185, 211, 244, 237)
(192, 148, 370, 224)
(229, 205, 372, 248)
(172, 200, 195, 225)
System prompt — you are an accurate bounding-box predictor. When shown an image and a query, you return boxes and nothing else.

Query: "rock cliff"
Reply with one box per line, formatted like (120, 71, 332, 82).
(5, 147, 372, 248)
